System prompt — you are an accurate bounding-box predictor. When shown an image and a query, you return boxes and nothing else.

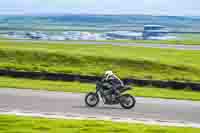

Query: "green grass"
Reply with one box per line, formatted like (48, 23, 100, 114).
(0, 115, 199, 133)
(1, 76, 200, 101)
(0, 40, 200, 82)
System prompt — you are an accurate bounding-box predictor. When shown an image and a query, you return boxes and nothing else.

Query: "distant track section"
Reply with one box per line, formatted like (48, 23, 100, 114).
(3, 39, 200, 50)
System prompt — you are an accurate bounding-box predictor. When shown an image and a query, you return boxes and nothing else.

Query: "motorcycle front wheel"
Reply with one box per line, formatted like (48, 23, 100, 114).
(119, 94, 136, 109)
(85, 92, 99, 107)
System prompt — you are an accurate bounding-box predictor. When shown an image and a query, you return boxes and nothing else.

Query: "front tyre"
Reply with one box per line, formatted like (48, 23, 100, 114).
(85, 92, 99, 107)
(120, 94, 136, 109)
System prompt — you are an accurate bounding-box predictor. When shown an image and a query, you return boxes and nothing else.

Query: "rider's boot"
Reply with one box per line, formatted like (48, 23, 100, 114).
(115, 90, 120, 98)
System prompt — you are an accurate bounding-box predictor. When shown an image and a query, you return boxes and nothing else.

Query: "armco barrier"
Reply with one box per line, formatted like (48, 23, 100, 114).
(0, 69, 200, 91)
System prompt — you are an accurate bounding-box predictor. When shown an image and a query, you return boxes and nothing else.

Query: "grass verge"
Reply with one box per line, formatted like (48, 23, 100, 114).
(0, 40, 200, 83)
(0, 115, 199, 133)
(1, 76, 200, 101)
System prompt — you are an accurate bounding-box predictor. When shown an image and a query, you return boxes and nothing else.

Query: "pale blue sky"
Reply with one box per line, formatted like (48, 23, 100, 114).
(0, 0, 200, 16)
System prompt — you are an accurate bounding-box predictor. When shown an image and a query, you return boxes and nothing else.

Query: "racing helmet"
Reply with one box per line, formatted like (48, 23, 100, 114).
(105, 70, 113, 79)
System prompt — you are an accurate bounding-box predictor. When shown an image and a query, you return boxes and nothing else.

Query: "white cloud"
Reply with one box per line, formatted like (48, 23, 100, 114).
(0, 0, 200, 16)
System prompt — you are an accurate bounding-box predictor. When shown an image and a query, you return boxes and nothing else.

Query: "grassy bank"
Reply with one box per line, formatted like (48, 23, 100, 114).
(0, 40, 200, 83)
(0, 115, 199, 133)
(1, 76, 200, 101)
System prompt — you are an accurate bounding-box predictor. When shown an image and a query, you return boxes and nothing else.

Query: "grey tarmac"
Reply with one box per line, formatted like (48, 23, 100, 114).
(0, 88, 200, 126)
(5, 40, 200, 50)
(65, 41, 200, 50)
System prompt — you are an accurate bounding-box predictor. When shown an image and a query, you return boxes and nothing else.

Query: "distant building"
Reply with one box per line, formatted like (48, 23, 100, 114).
(105, 25, 174, 40)
(105, 31, 143, 40)
(143, 25, 169, 40)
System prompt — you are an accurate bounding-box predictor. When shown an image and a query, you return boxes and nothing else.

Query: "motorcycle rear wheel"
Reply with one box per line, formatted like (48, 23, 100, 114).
(119, 94, 136, 109)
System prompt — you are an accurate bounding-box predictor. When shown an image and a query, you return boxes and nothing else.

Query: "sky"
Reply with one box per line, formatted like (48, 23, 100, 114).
(0, 0, 200, 16)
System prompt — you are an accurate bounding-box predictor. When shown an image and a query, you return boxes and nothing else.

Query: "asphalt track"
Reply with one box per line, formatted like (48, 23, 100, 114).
(0, 88, 200, 126)
(62, 41, 200, 50)
(5, 40, 200, 50)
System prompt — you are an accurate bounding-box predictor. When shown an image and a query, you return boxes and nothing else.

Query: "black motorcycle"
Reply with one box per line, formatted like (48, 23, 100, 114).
(85, 81, 136, 109)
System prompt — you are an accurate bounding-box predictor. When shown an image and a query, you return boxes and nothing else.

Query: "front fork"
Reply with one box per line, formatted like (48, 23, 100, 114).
(96, 89, 107, 104)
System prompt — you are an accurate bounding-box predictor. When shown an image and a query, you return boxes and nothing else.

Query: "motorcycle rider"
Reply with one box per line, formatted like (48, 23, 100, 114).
(101, 71, 124, 96)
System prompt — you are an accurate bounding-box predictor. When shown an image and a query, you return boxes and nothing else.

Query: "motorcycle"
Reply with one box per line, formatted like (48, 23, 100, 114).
(85, 81, 136, 109)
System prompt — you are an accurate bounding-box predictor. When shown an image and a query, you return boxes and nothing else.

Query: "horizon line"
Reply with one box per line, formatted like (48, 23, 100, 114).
(0, 12, 199, 17)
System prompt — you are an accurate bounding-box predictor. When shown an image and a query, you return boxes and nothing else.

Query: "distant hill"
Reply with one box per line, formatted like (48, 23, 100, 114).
(0, 15, 200, 32)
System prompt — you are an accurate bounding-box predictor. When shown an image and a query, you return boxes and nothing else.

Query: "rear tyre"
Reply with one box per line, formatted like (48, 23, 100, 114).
(85, 92, 99, 107)
(120, 94, 136, 109)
